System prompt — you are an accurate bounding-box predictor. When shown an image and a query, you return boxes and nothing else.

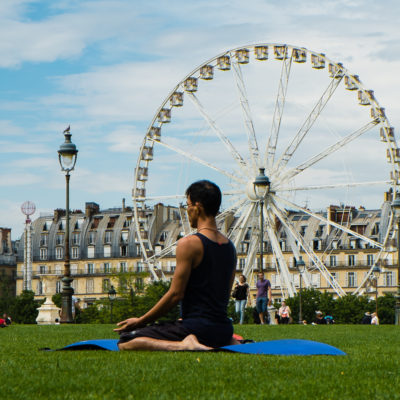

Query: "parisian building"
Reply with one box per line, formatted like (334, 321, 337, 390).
(0, 228, 17, 298)
(15, 197, 399, 308)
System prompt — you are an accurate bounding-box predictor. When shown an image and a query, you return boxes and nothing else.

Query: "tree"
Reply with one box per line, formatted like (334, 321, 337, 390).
(377, 293, 396, 324)
(0, 275, 15, 314)
(10, 290, 43, 324)
(333, 294, 370, 324)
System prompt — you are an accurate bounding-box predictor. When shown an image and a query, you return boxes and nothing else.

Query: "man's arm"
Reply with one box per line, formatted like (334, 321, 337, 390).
(114, 235, 202, 333)
(268, 283, 272, 306)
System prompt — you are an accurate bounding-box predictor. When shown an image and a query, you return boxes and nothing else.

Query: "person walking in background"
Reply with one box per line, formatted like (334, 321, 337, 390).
(256, 272, 272, 325)
(232, 274, 250, 324)
(371, 312, 379, 325)
(278, 301, 291, 324)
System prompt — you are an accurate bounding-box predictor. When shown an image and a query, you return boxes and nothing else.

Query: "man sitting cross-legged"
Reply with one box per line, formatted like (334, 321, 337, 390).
(114, 180, 238, 351)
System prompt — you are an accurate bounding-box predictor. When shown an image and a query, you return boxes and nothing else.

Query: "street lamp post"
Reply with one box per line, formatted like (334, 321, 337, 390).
(253, 168, 270, 272)
(391, 195, 400, 325)
(296, 257, 306, 324)
(108, 285, 117, 324)
(369, 265, 381, 316)
(58, 126, 78, 324)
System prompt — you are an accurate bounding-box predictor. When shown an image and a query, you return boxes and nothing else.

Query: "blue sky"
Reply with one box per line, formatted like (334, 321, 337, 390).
(1, 0, 400, 239)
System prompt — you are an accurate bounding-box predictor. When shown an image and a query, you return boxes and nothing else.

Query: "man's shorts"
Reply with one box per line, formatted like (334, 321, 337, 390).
(256, 297, 268, 314)
(118, 318, 233, 348)
(118, 320, 190, 345)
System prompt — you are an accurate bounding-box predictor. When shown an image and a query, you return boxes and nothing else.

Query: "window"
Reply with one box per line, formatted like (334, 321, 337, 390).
(136, 262, 143, 273)
(347, 272, 357, 287)
(384, 271, 393, 287)
(367, 254, 374, 266)
(56, 280, 61, 293)
(55, 265, 62, 275)
(104, 262, 111, 273)
(121, 231, 129, 243)
(120, 245, 128, 257)
(329, 272, 339, 285)
(329, 255, 337, 267)
(88, 231, 96, 244)
(72, 247, 79, 259)
(56, 247, 63, 260)
(103, 279, 110, 292)
(136, 244, 142, 256)
(348, 255, 355, 266)
(311, 273, 321, 288)
(313, 240, 321, 250)
(240, 242, 248, 253)
(120, 262, 127, 272)
(88, 246, 95, 258)
(104, 245, 111, 257)
(87, 263, 94, 274)
(71, 264, 78, 275)
(39, 265, 47, 274)
(104, 231, 112, 244)
(238, 258, 245, 270)
(135, 277, 144, 292)
(159, 231, 168, 242)
(37, 281, 43, 295)
(40, 234, 48, 246)
(72, 233, 80, 245)
(40, 248, 48, 260)
(56, 234, 64, 245)
(86, 279, 94, 294)
(75, 218, 84, 230)
(71, 278, 78, 291)
(300, 226, 307, 236)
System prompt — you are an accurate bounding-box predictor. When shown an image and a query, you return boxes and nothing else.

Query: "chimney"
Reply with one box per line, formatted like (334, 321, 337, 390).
(85, 202, 100, 218)
(122, 198, 126, 212)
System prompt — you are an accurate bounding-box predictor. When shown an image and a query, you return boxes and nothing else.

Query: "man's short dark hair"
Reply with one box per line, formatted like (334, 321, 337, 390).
(185, 180, 221, 216)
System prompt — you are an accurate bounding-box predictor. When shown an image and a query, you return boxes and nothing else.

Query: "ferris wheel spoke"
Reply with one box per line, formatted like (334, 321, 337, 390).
(231, 202, 256, 248)
(277, 119, 379, 183)
(231, 58, 260, 171)
(144, 194, 186, 201)
(265, 209, 295, 297)
(274, 194, 383, 248)
(274, 75, 344, 171)
(266, 50, 293, 169)
(148, 137, 246, 185)
(270, 198, 345, 296)
(216, 197, 248, 225)
(186, 92, 250, 175)
(242, 211, 261, 278)
(276, 180, 391, 193)
(353, 212, 394, 295)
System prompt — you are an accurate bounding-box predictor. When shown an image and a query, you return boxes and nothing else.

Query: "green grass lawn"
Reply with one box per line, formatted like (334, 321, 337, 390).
(1, 324, 399, 400)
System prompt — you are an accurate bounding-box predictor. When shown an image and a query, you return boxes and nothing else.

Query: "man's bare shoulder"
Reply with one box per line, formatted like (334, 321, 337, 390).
(177, 234, 202, 251)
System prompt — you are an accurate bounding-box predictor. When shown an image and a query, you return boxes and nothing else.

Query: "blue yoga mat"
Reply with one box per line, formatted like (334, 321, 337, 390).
(58, 338, 345, 355)
(222, 339, 346, 356)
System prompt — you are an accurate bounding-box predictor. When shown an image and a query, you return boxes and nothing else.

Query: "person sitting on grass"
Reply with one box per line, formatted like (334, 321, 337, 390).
(312, 311, 327, 325)
(114, 180, 238, 351)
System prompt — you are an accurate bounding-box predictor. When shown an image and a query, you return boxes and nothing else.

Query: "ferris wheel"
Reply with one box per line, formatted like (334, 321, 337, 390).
(133, 43, 400, 297)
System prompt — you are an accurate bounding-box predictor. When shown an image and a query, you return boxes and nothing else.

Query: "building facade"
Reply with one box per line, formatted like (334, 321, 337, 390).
(16, 198, 399, 307)
(0, 228, 17, 298)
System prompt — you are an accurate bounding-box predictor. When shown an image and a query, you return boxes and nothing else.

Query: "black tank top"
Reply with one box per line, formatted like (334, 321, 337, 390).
(181, 233, 236, 322)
